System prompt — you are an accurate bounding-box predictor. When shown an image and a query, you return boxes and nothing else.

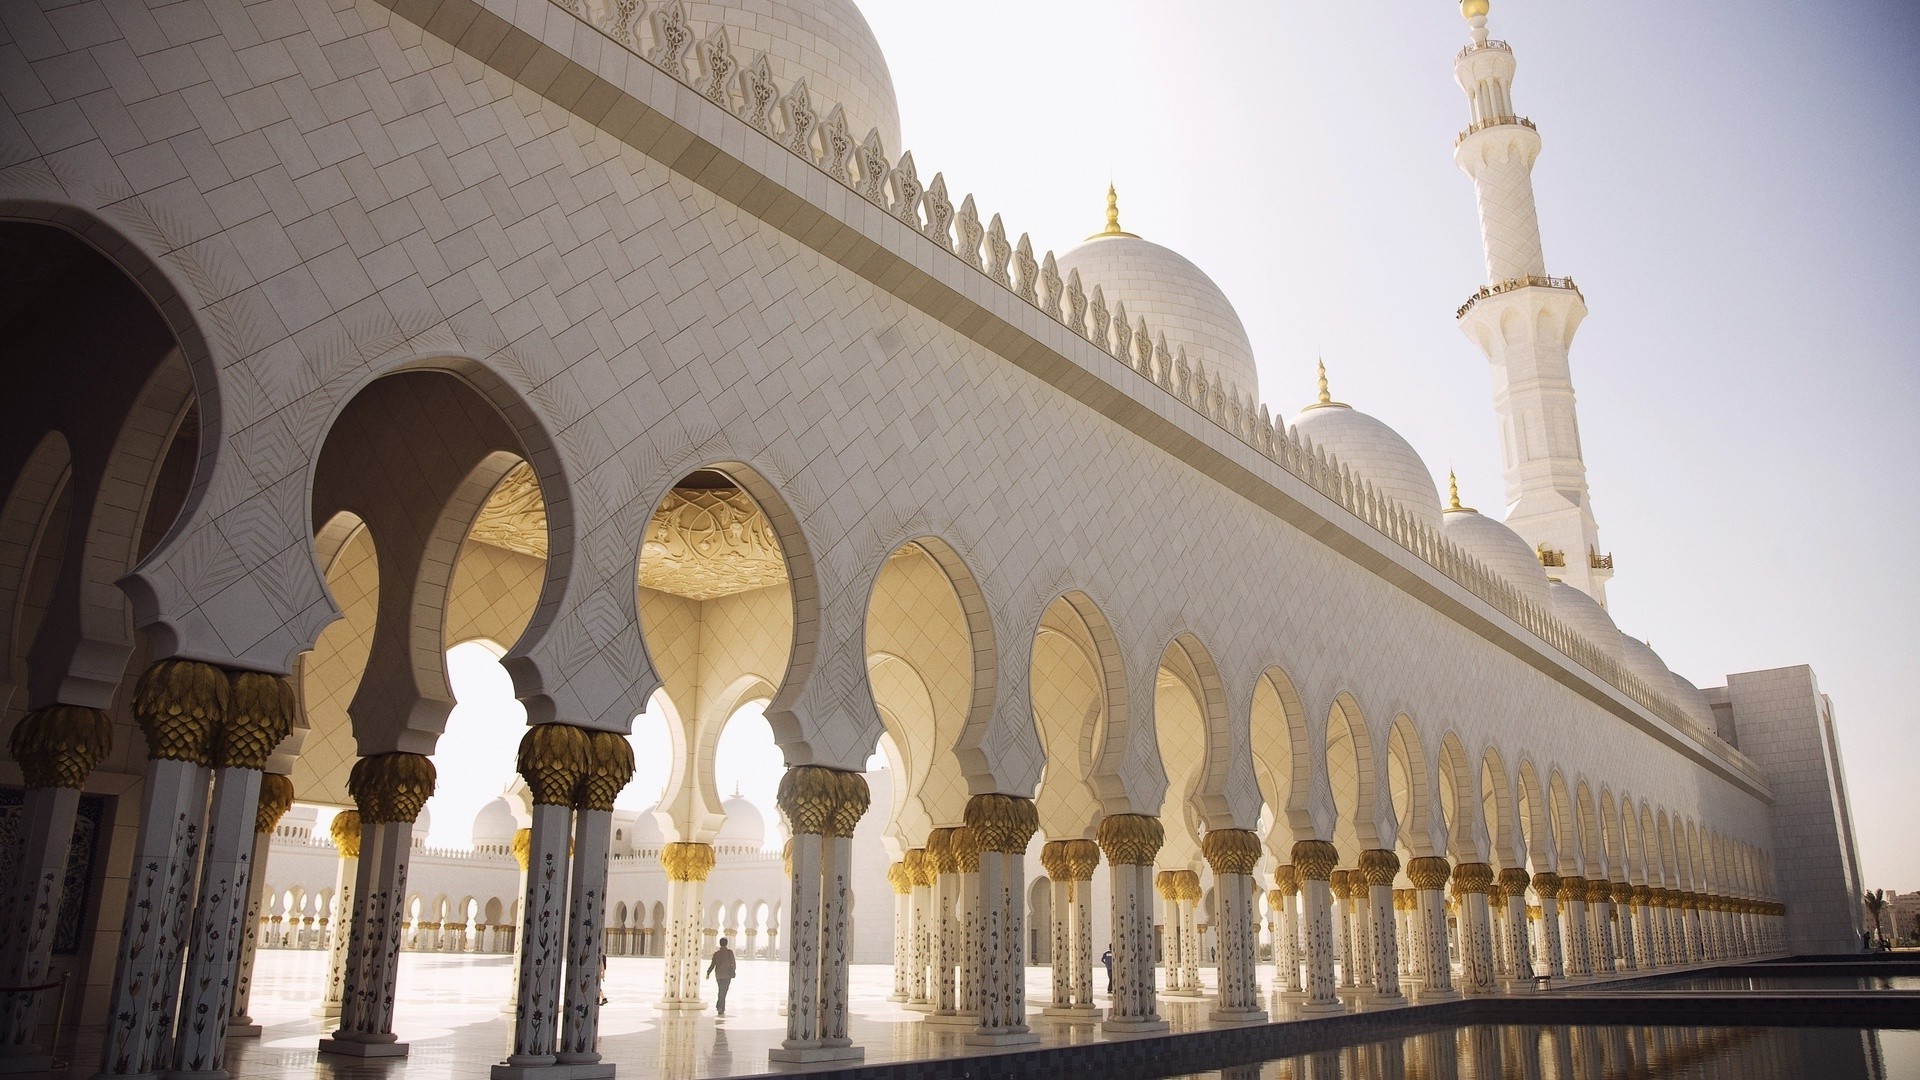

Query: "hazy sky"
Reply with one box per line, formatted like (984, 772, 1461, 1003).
(417, 3, 1918, 889)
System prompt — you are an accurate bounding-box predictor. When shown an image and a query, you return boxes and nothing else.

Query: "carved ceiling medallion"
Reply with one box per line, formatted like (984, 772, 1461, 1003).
(468, 463, 548, 559)
(639, 488, 786, 600)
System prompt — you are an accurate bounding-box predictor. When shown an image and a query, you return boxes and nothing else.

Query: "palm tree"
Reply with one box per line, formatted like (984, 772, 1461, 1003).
(1865, 889, 1887, 946)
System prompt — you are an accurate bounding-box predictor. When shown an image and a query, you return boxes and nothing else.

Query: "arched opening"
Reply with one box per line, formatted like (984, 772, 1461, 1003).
(1031, 595, 1111, 843)
(1250, 667, 1309, 857)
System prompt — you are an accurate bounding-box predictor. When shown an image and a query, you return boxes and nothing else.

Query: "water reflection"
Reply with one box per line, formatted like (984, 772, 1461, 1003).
(1167, 1025, 1906, 1079)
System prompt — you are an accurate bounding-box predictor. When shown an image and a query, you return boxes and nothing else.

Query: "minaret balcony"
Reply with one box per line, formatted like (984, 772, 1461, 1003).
(1455, 275, 1580, 320)
(1456, 39, 1511, 60)
(1456, 114, 1535, 146)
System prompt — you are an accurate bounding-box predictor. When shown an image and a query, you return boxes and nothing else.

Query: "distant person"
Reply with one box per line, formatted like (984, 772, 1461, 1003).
(1102, 945, 1113, 992)
(708, 937, 737, 1016)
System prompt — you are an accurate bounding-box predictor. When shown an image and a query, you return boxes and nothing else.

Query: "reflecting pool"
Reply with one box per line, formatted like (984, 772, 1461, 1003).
(1621, 973, 1920, 992)
(1164, 1025, 1918, 1079)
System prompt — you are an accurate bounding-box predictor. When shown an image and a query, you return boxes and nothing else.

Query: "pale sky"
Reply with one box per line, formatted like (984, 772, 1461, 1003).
(415, 3, 1917, 890)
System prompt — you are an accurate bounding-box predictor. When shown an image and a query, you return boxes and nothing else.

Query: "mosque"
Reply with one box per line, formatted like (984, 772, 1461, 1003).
(0, 0, 1869, 1075)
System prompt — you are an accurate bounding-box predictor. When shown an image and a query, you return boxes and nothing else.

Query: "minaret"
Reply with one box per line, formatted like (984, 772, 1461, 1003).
(1451, 0, 1612, 604)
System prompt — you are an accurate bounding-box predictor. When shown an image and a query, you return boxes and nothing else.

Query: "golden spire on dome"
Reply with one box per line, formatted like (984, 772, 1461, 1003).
(1305, 356, 1347, 411)
(1089, 184, 1139, 240)
(1446, 471, 1474, 513)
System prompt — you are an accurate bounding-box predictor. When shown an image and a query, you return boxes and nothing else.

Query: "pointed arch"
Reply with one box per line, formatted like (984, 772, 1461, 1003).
(1325, 691, 1384, 856)
(1250, 665, 1312, 852)
(1387, 716, 1437, 859)
(1515, 758, 1554, 871)
(1434, 730, 1483, 862)
(1480, 746, 1522, 870)
(1546, 769, 1577, 875)
(1574, 779, 1603, 879)
(1032, 592, 1120, 839)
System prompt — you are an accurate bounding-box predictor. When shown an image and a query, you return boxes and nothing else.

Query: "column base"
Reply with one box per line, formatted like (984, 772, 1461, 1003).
(887, 993, 908, 1002)
(318, 1034, 409, 1058)
(226, 1020, 264, 1037)
(1101, 1017, 1170, 1034)
(655, 999, 705, 1012)
(925, 1011, 977, 1028)
(312, 1003, 344, 1020)
(1292, 998, 1347, 1015)
(768, 1042, 864, 1064)
(1414, 986, 1460, 1003)
(1040, 1005, 1103, 1021)
(966, 1028, 1039, 1047)
(489, 1063, 614, 1080)
(1209, 1007, 1268, 1025)
(902, 1001, 933, 1013)
(1159, 989, 1207, 999)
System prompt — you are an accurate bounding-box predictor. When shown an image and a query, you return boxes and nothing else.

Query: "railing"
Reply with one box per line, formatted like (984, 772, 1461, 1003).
(1458, 39, 1512, 60)
(534, 0, 1731, 759)
(1457, 275, 1582, 319)
(1457, 114, 1536, 145)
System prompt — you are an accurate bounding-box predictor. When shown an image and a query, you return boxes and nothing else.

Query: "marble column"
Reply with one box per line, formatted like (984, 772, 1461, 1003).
(1559, 876, 1592, 977)
(0, 705, 112, 1070)
(1587, 879, 1616, 975)
(1408, 857, 1456, 999)
(1153, 872, 1180, 993)
(1395, 890, 1417, 983)
(1358, 850, 1402, 1002)
(1273, 867, 1303, 997)
(887, 862, 912, 1001)
(1532, 873, 1565, 980)
(903, 848, 932, 1011)
(658, 847, 712, 1009)
(770, 765, 868, 1064)
(320, 752, 435, 1059)
(1452, 862, 1496, 995)
(231, 773, 297, 1037)
(952, 827, 981, 1022)
(964, 794, 1039, 1046)
(317, 812, 364, 1020)
(172, 671, 296, 1077)
(501, 830, 531, 1012)
(923, 829, 961, 1024)
(1161, 870, 1203, 998)
(1203, 829, 1264, 1023)
(1685, 894, 1706, 962)
(1486, 884, 1508, 979)
(98, 660, 222, 1077)
(1498, 869, 1533, 988)
(1098, 814, 1168, 1033)
(1329, 870, 1355, 993)
(558, 730, 634, 1069)
(1613, 882, 1638, 971)
(1291, 841, 1342, 1013)
(1040, 840, 1102, 1018)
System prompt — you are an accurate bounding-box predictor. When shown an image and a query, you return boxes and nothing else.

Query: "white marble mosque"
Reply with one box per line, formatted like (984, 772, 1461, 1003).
(0, 0, 1871, 1076)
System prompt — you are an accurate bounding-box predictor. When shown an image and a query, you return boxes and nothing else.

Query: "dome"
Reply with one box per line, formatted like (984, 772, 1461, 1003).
(411, 806, 431, 842)
(1667, 670, 1719, 731)
(1441, 478, 1550, 607)
(1547, 580, 1624, 661)
(1056, 192, 1260, 403)
(715, 792, 766, 848)
(684, 0, 901, 157)
(1617, 633, 1675, 697)
(612, 806, 665, 853)
(471, 797, 518, 850)
(1290, 365, 1443, 529)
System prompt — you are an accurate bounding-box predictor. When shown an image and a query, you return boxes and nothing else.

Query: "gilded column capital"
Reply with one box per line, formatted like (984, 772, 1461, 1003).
(1061, 838, 1100, 880)
(1530, 872, 1560, 898)
(1498, 867, 1532, 896)
(662, 841, 716, 882)
(132, 658, 228, 765)
(348, 752, 436, 824)
(511, 827, 531, 871)
(216, 671, 296, 770)
(951, 826, 981, 872)
(1357, 848, 1401, 887)
(1291, 840, 1339, 881)
(1096, 813, 1164, 867)
(904, 847, 934, 887)
(1266, 888, 1286, 911)
(1451, 862, 1495, 894)
(1407, 856, 1452, 891)
(1329, 869, 1354, 899)
(886, 860, 913, 895)
(963, 793, 1038, 854)
(255, 773, 296, 832)
(1154, 870, 1179, 901)
(1557, 875, 1587, 902)
(330, 810, 364, 860)
(781, 838, 792, 878)
(1585, 879, 1612, 904)
(8, 704, 113, 789)
(927, 827, 959, 874)
(1628, 884, 1650, 904)
(1273, 864, 1298, 895)
(575, 730, 636, 812)
(1173, 869, 1201, 901)
(775, 765, 868, 837)
(1394, 888, 1416, 911)
(516, 723, 591, 806)
(1202, 828, 1262, 876)
(1039, 839, 1071, 881)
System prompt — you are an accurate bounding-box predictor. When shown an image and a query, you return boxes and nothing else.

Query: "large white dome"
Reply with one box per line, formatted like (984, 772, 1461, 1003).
(1667, 670, 1720, 733)
(1617, 633, 1676, 697)
(1547, 580, 1624, 661)
(1442, 484, 1550, 607)
(715, 793, 766, 849)
(684, 0, 901, 156)
(1290, 373, 1442, 529)
(471, 797, 518, 850)
(1056, 199, 1260, 403)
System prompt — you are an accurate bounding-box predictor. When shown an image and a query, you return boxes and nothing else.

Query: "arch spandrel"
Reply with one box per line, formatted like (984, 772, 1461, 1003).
(1546, 768, 1578, 875)
(1031, 595, 1108, 840)
(1433, 729, 1484, 863)
(1249, 666, 1313, 852)
(1574, 779, 1604, 880)
(1389, 714, 1441, 860)
(1322, 690, 1390, 857)
(1515, 757, 1556, 871)
(1479, 746, 1522, 870)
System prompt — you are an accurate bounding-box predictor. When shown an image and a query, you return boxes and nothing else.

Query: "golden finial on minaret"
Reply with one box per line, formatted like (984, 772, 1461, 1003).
(1460, 0, 1490, 20)
(1089, 184, 1139, 240)
(1447, 471, 1474, 513)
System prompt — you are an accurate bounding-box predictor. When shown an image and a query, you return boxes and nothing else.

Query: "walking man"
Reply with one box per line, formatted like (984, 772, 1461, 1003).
(1101, 945, 1113, 993)
(708, 936, 737, 1016)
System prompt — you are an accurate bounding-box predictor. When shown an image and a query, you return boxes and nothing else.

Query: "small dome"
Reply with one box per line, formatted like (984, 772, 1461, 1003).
(1548, 580, 1624, 661)
(715, 793, 766, 849)
(612, 806, 665, 853)
(1290, 366, 1442, 529)
(1056, 191, 1260, 403)
(1441, 482, 1550, 607)
(1667, 670, 1719, 731)
(411, 806, 431, 840)
(471, 797, 518, 850)
(1617, 634, 1675, 698)
(684, 0, 901, 156)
